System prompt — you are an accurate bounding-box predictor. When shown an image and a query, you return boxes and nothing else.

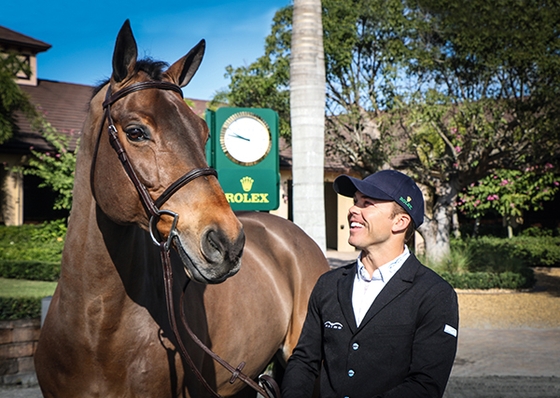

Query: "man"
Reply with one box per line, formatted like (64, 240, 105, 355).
(282, 170, 459, 398)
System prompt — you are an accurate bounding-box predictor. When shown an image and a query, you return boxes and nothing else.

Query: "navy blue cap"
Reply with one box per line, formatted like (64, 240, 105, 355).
(333, 170, 424, 228)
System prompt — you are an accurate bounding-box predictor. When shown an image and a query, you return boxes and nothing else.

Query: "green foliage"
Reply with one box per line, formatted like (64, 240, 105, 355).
(500, 236, 560, 268)
(22, 119, 78, 210)
(407, 0, 560, 161)
(0, 52, 38, 144)
(520, 226, 557, 238)
(0, 220, 65, 281)
(458, 166, 559, 220)
(0, 277, 56, 320)
(0, 297, 42, 320)
(460, 238, 531, 276)
(0, 261, 60, 282)
(214, 0, 409, 172)
(211, 6, 292, 139)
(420, 242, 472, 274)
(440, 271, 532, 290)
(0, 222, 62, 319)
(421, 236, 556, 289)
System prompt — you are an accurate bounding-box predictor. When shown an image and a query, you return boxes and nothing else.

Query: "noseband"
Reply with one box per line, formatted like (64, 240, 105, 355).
(91, 81, 279, 398)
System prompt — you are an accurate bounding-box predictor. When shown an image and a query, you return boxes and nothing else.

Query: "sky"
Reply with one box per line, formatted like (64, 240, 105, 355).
(1, 0, 291, 100)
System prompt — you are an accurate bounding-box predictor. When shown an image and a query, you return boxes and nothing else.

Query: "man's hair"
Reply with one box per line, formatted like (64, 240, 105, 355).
(391, 202, 416, 243)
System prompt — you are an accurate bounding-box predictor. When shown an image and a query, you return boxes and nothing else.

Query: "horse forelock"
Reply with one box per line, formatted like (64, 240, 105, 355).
(92, 58, 170, 99)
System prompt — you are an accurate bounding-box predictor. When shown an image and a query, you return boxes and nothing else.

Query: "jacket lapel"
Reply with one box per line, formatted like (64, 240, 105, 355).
(337, 264, 358, 334)
(357, 255, 420, 330)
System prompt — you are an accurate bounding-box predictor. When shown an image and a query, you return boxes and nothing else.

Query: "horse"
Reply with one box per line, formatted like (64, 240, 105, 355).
(34, 20, 329, 397)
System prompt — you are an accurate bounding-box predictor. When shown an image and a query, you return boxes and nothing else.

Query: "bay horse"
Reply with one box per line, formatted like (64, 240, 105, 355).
(34, 20, 329, 397)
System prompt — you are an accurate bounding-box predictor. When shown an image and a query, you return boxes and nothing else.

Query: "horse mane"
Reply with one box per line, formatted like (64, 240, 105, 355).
(92, 58, 169, 98)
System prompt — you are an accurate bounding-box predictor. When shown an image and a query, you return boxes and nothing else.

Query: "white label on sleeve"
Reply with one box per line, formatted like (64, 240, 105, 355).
(444, 324, 457, 337)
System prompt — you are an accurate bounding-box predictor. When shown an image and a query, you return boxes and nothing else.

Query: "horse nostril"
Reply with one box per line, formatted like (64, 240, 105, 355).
(203, 229, 223, 263)
(202, 228, 245, 265)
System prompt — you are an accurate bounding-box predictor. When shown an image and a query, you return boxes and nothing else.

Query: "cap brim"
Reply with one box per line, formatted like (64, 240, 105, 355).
(333, 175, 394, 201)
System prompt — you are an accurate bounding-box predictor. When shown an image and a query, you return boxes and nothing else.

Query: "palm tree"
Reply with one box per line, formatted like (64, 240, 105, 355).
(290, 0, 326, 252)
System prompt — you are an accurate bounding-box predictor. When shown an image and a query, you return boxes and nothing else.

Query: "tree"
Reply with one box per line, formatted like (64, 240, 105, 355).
(216, 0, 560, 260)
(211, 8, 292, 139)
(457, 165, 559, 238)
(321, 0, 412, 175)
(0, 52, 38, 144)
(394, 0, 560, 260)
(290, 0, 327, 251)
(23, 118, 78, 211)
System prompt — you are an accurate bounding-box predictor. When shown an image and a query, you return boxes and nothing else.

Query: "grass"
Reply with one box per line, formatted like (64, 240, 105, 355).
(0, 277, 57, 298)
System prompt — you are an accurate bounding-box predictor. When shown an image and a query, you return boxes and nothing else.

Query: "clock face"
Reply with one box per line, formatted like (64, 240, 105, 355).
(220, 112, 271, 166)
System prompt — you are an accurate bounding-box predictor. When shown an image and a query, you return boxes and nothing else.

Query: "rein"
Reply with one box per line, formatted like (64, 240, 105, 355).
(92, 81, 279, 398)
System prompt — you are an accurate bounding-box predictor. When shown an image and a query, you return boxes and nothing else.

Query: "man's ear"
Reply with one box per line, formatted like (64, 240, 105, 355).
(392, 213, 412, 234)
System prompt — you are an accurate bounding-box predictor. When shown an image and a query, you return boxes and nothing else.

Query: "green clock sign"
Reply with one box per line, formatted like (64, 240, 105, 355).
(205, 107, 279, 211)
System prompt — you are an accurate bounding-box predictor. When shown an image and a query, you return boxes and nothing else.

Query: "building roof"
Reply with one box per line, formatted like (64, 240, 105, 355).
(1, 79, 226, 154)
(3, 80, 93, 153)
(0, 26, 51, 53)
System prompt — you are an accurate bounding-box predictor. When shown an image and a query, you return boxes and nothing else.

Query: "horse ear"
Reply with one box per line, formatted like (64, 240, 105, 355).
(112, 20, 138, 83)
(165, 39, 205, 87)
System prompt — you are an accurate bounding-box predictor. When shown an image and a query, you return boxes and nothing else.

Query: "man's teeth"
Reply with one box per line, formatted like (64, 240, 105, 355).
(350, 222, 363, 228)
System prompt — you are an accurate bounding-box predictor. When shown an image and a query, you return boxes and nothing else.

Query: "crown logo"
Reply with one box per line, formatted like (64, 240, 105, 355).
(240, 176, 254, 192)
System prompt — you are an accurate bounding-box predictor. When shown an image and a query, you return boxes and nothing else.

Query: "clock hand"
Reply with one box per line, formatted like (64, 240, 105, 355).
(231, 133, 250, 141)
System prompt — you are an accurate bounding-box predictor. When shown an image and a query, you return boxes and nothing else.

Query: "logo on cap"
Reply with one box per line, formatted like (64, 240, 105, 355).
(399, 196, 413, 210)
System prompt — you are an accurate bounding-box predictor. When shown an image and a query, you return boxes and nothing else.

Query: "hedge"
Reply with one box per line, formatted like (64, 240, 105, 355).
(441, 270, 535, 290)
(0, 261, 60, 281)
(0, 297, 42, 320)
(457, 235, 560, 271)
(427, 235, 558, 290)
(0, 221, 64, 319)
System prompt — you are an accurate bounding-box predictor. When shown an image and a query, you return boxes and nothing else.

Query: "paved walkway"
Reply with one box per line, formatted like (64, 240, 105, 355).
(2, 251, 559, 397)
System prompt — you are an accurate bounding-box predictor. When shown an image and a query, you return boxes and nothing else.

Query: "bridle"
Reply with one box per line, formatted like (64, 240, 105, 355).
(91, 80, 280, 398)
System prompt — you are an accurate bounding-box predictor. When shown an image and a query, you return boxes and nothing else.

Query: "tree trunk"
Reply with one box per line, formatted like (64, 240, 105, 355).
(418, 184, 457, 263)
(290, 0, 327, 251)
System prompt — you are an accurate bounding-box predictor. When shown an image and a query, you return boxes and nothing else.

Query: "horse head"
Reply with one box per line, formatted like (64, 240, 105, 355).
(87, 20, 244, 283)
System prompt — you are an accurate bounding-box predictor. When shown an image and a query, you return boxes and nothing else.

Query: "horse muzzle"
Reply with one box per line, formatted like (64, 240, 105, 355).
(172, 228, 245, 284)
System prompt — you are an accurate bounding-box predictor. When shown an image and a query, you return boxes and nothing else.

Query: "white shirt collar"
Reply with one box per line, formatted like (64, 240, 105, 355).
(356, 245, 410, 283)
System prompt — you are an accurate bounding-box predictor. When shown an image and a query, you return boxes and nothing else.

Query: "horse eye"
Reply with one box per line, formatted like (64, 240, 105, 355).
(125, 127, 147, 142)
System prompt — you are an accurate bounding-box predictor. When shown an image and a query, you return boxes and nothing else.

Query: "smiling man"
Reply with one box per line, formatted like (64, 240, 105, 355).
(282, 170, 459, 398)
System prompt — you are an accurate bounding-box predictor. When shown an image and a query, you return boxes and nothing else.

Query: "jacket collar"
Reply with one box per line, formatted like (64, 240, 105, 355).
(337, 254, 421, 334)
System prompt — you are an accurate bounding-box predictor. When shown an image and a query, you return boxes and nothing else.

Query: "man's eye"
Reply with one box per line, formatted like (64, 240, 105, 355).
(125, 127, 147, 141)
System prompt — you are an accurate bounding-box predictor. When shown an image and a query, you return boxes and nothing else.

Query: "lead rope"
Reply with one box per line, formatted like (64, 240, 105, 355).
(160, 240, 281, 398)
(160, 243, 222, 397)
(98, 81, 281, 398)
(178, 278, 282, 398)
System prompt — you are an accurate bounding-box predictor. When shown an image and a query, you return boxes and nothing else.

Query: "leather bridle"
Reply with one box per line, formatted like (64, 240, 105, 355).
(91, 81, 280, 398)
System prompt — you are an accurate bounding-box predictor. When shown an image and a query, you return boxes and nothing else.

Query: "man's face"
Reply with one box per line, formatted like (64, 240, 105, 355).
(347, 191, 396, 251)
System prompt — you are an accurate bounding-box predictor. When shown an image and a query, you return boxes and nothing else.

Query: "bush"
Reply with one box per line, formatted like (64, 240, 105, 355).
(463, 235, 560, 269)
(0, 261, 60, 281)
(507, 236, 560, 267)
(0, 220, 65, 280)
(440, 271, 534, 290)
(0, 297, 42, 320)
(424, 237, 539, 290)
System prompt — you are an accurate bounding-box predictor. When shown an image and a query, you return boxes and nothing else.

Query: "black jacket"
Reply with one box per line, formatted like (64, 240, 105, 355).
(282, 254, 459, 398)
